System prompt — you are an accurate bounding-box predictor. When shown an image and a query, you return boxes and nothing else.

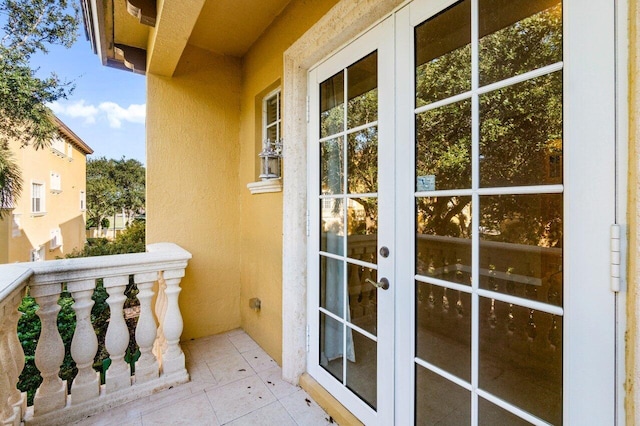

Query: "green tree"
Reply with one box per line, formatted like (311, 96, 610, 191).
(86, 157, 146, 231)
(0, 0, 79, 217)
(86, 157, 118, 232)
(112, 158, 145, 226)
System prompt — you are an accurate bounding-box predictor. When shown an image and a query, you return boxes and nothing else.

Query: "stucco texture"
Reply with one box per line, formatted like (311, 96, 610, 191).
(146, 45, 242, 339)
(238, 0, 340, 365)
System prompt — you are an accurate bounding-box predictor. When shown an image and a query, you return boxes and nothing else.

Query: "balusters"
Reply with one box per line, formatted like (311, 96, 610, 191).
(68, 279, 99, 404)
(134, 272, 159, 383)
(159, 269, 186, 375)
(31, 284, 67, 415)
(104, 276, 131, 392)
(154, 274, 168, 366)
(1, 289, 25, 425)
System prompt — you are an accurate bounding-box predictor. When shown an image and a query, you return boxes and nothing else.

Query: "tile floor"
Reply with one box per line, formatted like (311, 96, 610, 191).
(73, 329, 337, 425)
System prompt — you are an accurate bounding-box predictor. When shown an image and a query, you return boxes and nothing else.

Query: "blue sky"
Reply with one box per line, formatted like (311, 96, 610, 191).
(31, 32, 147, 164)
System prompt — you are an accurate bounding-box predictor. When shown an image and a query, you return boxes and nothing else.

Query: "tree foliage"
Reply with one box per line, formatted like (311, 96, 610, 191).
(86, 157, 146, 231)
(0, 0, 79, 216)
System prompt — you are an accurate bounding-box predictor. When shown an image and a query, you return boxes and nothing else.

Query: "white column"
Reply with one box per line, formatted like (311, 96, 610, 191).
(153, 276, 167, 366)
(0, 319, 17, 425)
(159, 269, 186, 376)
(133, 272, 159, 383)
(31, 284, 67, 415)
(68, 280, 100, 404)
(7, 291, 26, 420)
(104, 275, 131, 392)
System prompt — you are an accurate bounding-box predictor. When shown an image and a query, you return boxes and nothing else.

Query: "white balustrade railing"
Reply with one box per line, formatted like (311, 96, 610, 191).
(0, 243, 191, 426)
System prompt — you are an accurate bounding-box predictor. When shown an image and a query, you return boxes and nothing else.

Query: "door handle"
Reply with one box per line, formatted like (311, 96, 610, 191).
(365, 277, 390, 290)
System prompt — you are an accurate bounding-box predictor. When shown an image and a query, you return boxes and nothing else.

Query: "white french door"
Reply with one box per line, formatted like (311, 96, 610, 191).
(308, 0, 616, 424)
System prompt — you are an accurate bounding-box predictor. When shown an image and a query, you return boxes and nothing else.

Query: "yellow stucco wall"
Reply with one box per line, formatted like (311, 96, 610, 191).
(1, 139, 87, 263)
(146, 45, 243, 339)
(238, 0, 340, 364)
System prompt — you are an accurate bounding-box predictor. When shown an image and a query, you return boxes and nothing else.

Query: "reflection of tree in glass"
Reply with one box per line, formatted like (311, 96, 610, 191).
(415, 2, 562, 247)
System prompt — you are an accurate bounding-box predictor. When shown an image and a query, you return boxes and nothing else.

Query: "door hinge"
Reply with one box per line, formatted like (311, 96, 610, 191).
(306, 210, 310, 237)
(611, 224, 621, 293)
(306, 324, 310, 352)
(306, 96, 310, 123)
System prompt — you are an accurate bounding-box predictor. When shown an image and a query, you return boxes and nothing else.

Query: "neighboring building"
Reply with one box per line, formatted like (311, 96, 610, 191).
(0, 116, 93, 263)
(81, 0, 638, 424)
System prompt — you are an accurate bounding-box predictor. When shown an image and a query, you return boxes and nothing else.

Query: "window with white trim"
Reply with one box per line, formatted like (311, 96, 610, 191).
(30, 246, 45, 262)
(51, 137, 65, 156)
(31, 182, 45, 214)
(263, 89, 281, 146)
(50, 171, 61, 192)
(67, 142, 73, 160)
(50, 228, 62, 249)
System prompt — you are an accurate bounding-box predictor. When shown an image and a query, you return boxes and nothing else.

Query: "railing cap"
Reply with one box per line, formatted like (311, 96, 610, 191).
(0, 264, 32, 302)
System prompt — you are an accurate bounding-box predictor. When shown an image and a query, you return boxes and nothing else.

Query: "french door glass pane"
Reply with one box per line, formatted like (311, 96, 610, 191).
(321, 256, 344, 317)
(416, 100, 472, 191)
(415, 366, 471, 425)
(478, 398, 533, 426)
(479, 297, 563, 425)
(320, 198, 344, 256)
(348, 265, 378, 336)
(416, 196, 472, 285)
(346, 329, 378, 409)
(479, 72, 563, 188)
(348, 51, 378, 129)
(479, 0, 562, 87)
(479, 193, 563, 305)
(415, 0, 471, 107)
(348, 128, 378, 194)
(320, 312, 344, 382)
(320, 72, 345, 138)
(416, 282, 471, 381)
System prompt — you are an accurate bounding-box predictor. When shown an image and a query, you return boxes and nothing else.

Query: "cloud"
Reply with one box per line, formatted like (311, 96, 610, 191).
(48, 100, 146, 128)
(98, 102, 146, 128)
(48, 100, 99, 124)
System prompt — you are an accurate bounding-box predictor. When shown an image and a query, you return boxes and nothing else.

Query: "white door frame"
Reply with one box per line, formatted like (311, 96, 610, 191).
(282, 0, 627, 424)
(307, 17, 395, 425)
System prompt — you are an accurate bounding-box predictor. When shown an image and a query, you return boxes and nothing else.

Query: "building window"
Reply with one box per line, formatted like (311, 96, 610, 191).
(50, 171, 61, 193)
(51, 137, 65, 156)
(80, 190, 86, 211)
(31, 182, 45, 214)
(50, 228, 62, 249)
(30, 246, 45, 262)
(67, 142, 73, 160)
(259, 89, 282, 180)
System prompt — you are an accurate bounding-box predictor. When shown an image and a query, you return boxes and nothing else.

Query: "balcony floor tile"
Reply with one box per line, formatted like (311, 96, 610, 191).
(73, 330, 335, 425)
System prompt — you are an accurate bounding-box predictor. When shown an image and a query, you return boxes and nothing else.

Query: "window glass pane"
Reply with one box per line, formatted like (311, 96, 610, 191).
(321, 256, 344, 318)
(266, 125, 277, 143)
(480, 72, 562, 188)
(348, 265, 377, 336)
(321, 71, 345, 138)
(320, 198, 344, 256)
(415, 366, 471, 425)
(479, 398, 533, 426)
(479, 298, 562, 425)
(415, 0, 471, 107)
(347, 197, 377, 264)
(346, 329, 377, 409)
(417, 281, 471, 381)
(479, 194, 562, 306)
(479, 0, 562, 86)
(347, 52, 378, 129)
(320, 137, 344, 195)
(320, 313, 344, 382)
(416, 196, 471, 286)
(347, 127, 378, 194)
(266, 94, 278, 126)
(416, 99, 471, 191)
